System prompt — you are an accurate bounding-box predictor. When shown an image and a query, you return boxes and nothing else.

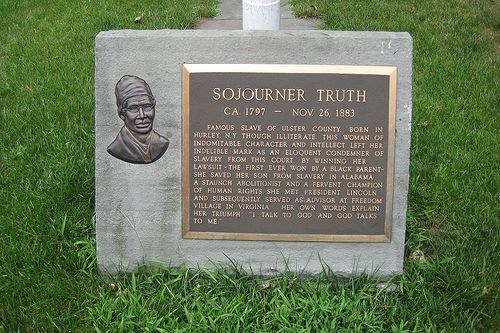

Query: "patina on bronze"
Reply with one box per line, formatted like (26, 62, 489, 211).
(182, 64, 397, 242)
(107, 75, 169, 164)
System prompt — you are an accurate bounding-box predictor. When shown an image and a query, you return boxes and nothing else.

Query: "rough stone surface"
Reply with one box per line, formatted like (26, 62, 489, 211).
(95, 30, 412, 276)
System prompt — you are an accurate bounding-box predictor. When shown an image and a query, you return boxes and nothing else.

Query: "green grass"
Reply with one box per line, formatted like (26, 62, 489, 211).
(0, 0, 498, 331)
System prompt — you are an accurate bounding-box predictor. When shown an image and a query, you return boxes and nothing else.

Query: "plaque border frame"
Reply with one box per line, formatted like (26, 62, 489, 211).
(182, 64, 397, 243)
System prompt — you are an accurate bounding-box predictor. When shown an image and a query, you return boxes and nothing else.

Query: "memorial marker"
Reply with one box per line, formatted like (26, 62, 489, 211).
(95, 30, 412, 276)
(182, 64, 396, 242)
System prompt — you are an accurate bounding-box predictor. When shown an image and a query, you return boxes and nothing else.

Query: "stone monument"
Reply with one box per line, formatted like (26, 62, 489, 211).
(95, 29, 412, 276)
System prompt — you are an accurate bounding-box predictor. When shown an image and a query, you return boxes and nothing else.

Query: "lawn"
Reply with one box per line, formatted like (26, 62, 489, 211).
(0, 0, 498, 332)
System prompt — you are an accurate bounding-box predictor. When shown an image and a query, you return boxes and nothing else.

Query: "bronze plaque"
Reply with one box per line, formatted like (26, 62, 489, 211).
(182, 64, 396, 242)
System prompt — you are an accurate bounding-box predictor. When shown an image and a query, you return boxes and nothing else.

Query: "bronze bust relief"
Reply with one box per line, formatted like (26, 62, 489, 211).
(107, 75, 169, 164)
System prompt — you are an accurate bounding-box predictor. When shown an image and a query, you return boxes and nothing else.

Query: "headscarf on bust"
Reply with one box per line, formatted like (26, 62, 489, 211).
(115, 75, 156, 116)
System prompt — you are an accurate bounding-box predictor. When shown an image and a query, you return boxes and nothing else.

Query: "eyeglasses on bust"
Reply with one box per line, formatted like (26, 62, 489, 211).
(122, 104, 155, 114)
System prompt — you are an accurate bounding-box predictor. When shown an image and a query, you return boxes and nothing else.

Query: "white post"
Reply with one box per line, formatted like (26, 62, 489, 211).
(242, 0, 281, 30)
